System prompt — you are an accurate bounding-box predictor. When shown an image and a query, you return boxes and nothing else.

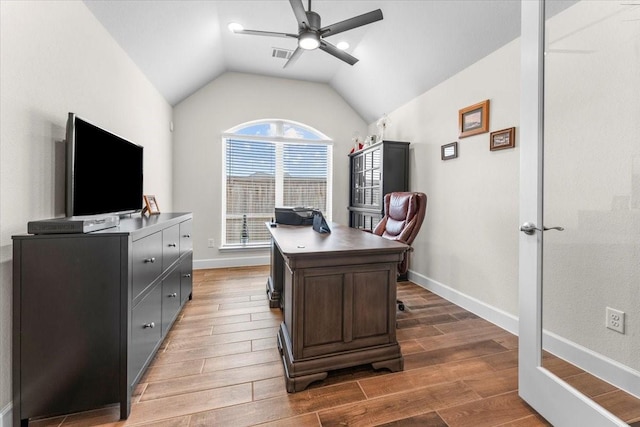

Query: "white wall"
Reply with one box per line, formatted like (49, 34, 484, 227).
(379, 0, 639, 390)
(379, 40, 522, 317)
(541, 1, 639, 374)
(172, 72, 368, 267)
(0, 0, 173, 413)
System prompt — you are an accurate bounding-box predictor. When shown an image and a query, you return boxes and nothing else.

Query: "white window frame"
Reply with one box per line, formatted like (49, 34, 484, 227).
(221, 119, 333, 249)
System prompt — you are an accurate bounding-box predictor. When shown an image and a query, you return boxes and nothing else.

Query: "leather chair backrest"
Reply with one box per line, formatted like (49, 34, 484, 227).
(372, 192, 427, 275)
(373, 192, 427, 246)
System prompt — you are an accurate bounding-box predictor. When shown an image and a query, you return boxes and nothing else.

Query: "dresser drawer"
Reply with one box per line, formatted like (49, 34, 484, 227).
(161, 268, 181, 336)
(162, 224, 180, 270)
(179, 219, 193, 256)
(129, 284, 162, 385)
(132, 232, 163, 299)
(180, 253, 193, 304)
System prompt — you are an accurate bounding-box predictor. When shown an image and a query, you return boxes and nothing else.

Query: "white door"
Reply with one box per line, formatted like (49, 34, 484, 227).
(519, 1, 639, 425)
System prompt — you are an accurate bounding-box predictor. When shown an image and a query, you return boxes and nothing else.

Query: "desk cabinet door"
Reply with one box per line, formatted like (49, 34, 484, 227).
(298, 267, 394, 359)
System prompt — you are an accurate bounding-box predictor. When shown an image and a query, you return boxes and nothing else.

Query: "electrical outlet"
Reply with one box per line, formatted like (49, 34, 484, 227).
(606, 307, 625, 334)
(207, 238, 215, 248)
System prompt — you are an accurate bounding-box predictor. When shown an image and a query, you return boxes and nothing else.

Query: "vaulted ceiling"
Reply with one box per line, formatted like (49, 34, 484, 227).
(83, 0, 573, 123)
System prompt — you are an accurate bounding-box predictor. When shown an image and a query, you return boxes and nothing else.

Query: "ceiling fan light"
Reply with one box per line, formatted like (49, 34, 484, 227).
(228, 22, 244, 33)
(299, 32, 320, 50)
(336, 41, 350, 50)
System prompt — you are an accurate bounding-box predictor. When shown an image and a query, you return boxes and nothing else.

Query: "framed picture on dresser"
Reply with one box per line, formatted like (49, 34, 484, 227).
(143, 195, 160, 215)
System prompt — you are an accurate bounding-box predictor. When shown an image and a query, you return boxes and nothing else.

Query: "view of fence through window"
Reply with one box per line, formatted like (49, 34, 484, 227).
(223, 121, 332, 246)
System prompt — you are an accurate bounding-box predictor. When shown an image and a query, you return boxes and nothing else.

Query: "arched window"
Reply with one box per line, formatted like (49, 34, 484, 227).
(222, 120, 333, 247)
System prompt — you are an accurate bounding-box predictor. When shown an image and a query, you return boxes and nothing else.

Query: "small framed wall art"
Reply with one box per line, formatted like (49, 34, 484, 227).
(459, 99, 490, 138)
(490, 127, 516, 151)
(441, 142, 458, 160)
(143, 195, 161, 215)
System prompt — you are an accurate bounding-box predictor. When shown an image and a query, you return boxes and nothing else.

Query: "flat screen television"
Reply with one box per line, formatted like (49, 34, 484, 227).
(66, 113, 143, 217)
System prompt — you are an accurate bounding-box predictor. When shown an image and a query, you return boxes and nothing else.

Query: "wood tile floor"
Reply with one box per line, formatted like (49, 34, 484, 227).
(32, 266, 640, 426)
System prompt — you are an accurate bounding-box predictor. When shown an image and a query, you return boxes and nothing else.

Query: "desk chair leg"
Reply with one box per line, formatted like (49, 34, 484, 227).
(397, 300, 405, 311)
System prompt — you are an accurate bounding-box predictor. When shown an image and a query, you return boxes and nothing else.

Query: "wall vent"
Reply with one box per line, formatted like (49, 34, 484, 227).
(272, 48, 293, 60)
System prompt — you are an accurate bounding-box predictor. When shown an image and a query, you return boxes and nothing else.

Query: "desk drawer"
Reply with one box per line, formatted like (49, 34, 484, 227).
(162, 224, 180, 270)
(132, 232, 162, 299)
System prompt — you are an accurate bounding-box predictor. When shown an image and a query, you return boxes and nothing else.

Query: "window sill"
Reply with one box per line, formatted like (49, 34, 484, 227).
(219, 243, 270, 252)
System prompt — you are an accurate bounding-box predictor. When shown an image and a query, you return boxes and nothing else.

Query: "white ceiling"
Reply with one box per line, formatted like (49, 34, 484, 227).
(83, 0, 574, 123)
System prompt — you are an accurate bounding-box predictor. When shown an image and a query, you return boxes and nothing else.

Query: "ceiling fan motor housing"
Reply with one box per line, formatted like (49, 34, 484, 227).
(299, 11, 321, 50)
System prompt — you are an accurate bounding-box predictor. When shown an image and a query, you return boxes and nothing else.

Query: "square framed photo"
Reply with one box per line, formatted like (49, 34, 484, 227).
(143, 195, 160, 215)
(459, 99, 490, 138)
(441, 142, 458, 160)
(490, 127, 516, 151)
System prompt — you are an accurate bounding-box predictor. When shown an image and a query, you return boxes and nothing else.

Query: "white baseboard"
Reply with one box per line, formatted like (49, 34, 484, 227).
(1, 402, 11, 427)
(408, 270, 519, 335)
(193, 255, 269, 270)
(408, 269, 640, 399)
(543, 331, 640, 399)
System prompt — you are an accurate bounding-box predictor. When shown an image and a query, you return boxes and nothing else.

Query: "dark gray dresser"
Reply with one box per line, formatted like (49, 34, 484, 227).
(12, 212, 193, 426)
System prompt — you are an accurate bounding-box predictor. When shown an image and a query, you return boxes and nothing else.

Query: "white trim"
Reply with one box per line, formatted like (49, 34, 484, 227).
(194, 255, 269, 270)
(223, 118, 333, 142)
(409, 269, 640, 403)
(408, 270, 519, 335)
(1, 402, 12, 427)
(543, 331, 640, 400)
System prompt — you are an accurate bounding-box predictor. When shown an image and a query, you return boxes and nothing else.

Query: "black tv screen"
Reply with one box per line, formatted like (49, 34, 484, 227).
(66, 113, 143, 217)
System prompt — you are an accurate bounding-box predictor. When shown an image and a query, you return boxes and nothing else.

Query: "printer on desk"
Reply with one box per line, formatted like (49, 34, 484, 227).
(274, 207, 330, 233)
(274, 207, 315, 226)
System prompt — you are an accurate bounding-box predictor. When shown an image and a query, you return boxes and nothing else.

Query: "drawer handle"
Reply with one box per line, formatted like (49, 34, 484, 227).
(168, 243, 177, 247)
(183, 234, 191, 238)
(183, 273, 191, 278)
(168, 292, 178, 298)
(144, 257, 156, 263)
(143, 322, 155, 329)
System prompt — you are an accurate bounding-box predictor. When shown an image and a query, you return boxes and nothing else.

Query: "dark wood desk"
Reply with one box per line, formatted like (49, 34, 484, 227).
(266, 222, 408, 392)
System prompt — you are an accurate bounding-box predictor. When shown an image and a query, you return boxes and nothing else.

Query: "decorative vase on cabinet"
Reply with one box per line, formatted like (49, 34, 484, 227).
(348, 140, 410, 230)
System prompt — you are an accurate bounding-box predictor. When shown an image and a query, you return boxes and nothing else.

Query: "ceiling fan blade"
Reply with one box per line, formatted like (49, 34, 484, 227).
(283, 47, 304, 69)
(235, 29, 298, 39)
(320, 9, 383, 37)
(319, 40, 358, 66)
(289, 0, 308, 29)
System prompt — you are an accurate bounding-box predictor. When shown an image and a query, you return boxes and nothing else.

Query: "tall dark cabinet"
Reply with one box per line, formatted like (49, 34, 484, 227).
(12, 213, 193, 426)
(348, 140, 410, 230)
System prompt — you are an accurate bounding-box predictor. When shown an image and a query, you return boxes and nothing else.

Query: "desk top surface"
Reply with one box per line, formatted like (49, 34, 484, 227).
(267, 222, 407, 257)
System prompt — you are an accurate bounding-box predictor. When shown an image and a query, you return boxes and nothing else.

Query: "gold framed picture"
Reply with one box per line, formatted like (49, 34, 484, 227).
(459, 99, 490, 138)
(143, 195, 160, 215)
(490, 127, 516, 151)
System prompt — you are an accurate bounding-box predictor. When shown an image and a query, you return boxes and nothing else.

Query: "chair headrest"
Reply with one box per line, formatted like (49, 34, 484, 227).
(389, 192, 418, 221)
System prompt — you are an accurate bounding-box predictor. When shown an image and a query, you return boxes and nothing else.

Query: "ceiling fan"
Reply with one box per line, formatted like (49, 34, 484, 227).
(229, 0, 383, 68)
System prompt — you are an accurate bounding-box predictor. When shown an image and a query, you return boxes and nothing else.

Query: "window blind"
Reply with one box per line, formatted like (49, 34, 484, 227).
(224, 136, 332, 246)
